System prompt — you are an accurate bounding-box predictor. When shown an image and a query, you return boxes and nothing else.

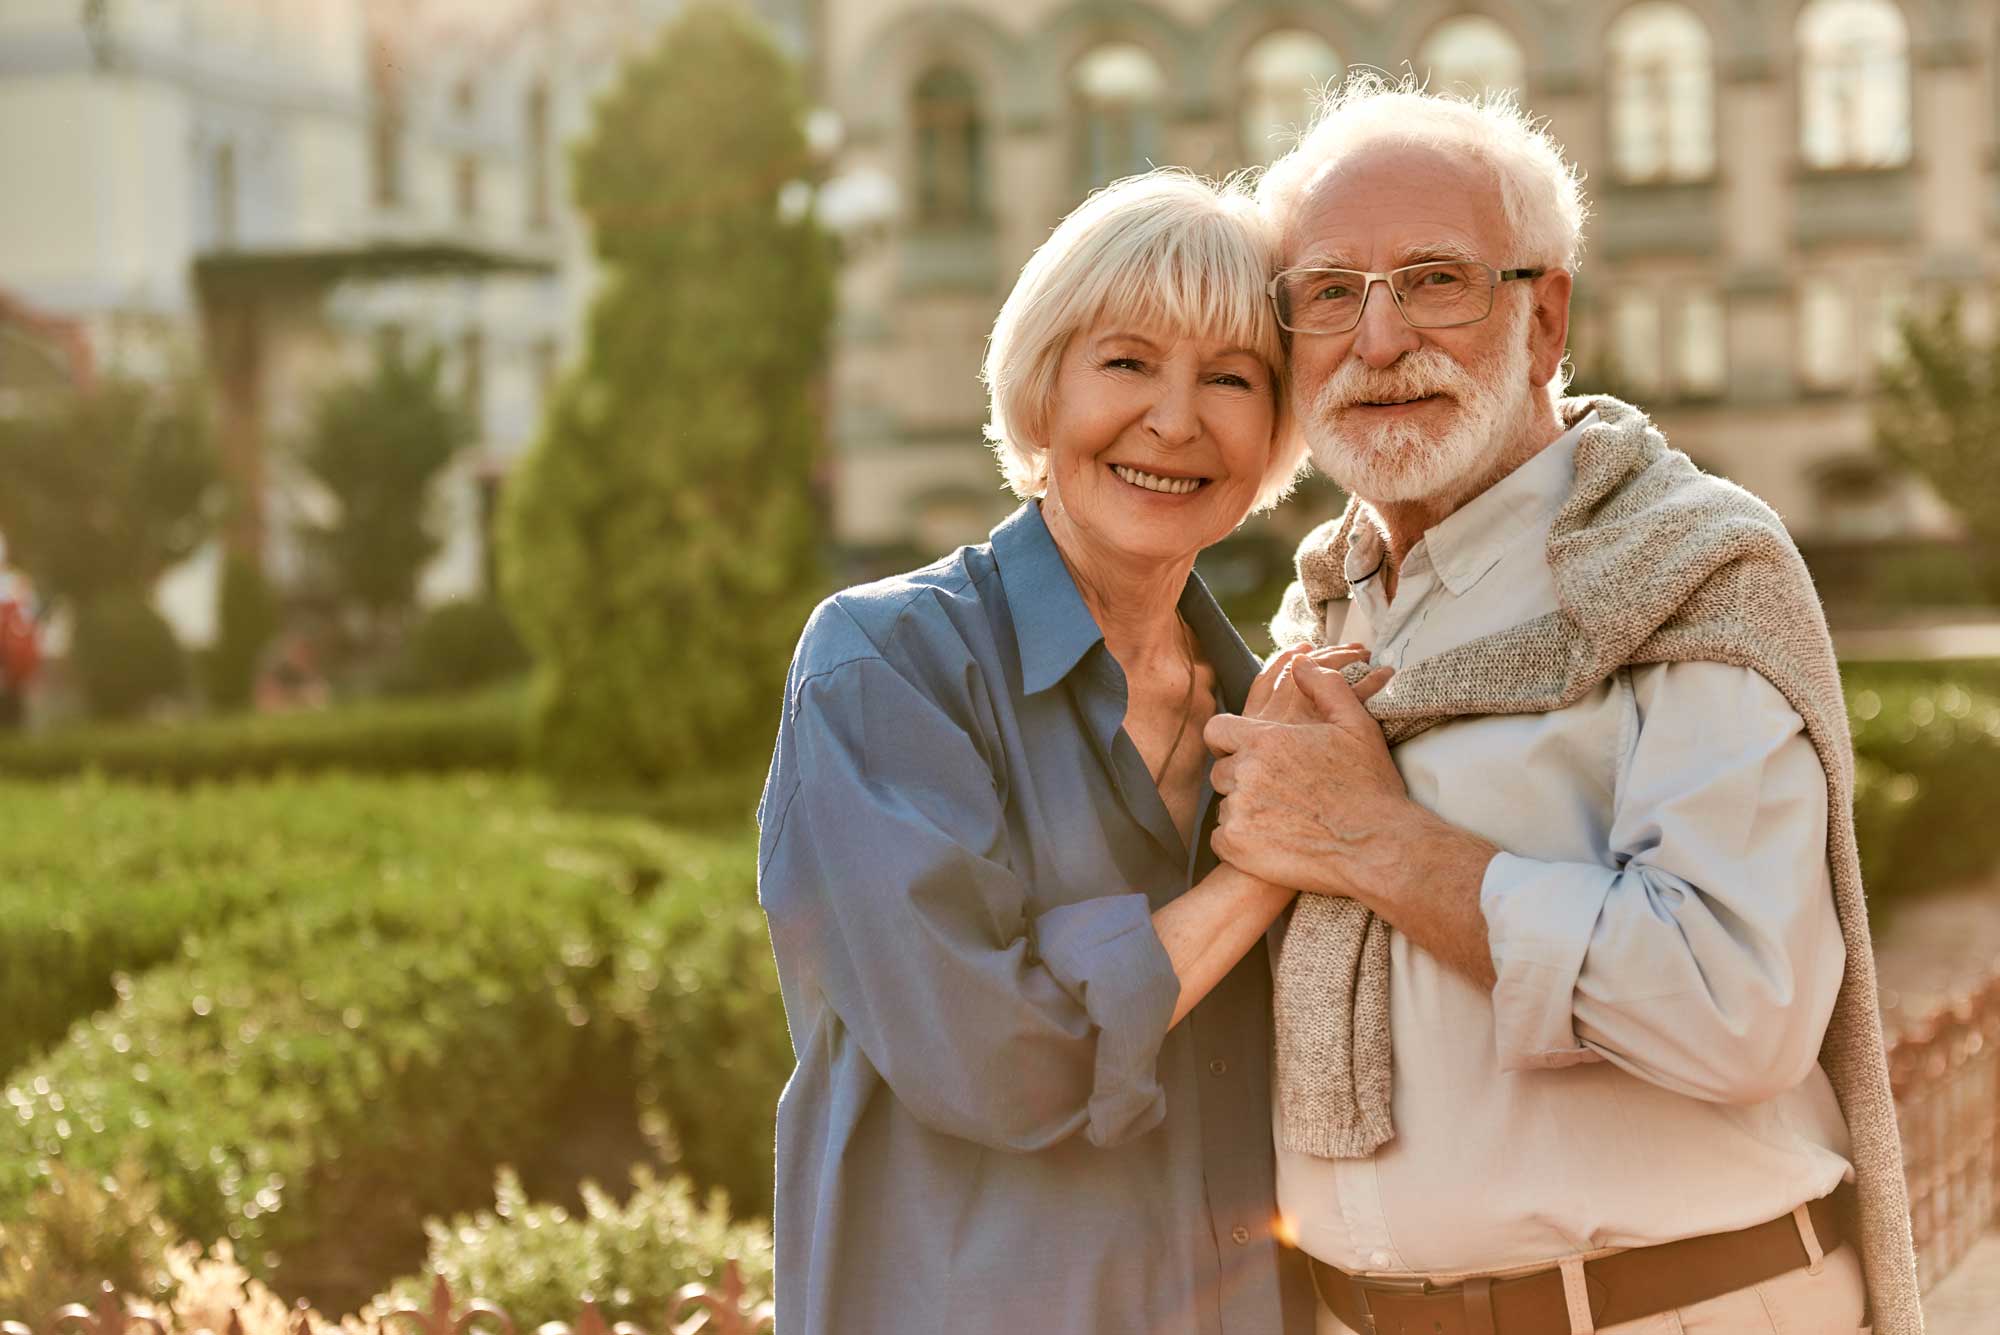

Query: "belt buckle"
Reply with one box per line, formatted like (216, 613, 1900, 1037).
(1351, 1272, 1450, 1334)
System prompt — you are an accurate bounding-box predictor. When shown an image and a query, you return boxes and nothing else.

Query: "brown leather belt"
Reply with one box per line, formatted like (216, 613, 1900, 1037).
(1309, 1187, 1850, 1335)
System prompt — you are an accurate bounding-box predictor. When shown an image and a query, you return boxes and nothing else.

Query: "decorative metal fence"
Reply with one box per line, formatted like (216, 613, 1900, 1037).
(1888, 970, 2000, 1289)
(5, 975, 2000, 1333)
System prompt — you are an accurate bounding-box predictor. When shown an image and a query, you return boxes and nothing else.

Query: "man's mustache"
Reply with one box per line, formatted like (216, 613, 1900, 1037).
(1312, 347, 1479, 414)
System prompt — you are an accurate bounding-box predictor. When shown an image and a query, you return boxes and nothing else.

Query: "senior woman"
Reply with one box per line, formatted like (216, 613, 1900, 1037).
(758, 171, 1371, 1334)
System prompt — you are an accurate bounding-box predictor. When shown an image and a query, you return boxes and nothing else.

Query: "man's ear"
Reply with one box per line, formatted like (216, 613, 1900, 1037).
(1527, 269, 1574, 392)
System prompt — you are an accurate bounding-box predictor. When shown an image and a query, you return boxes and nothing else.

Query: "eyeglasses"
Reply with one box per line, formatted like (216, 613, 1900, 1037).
(1267, 260, 1546, 335)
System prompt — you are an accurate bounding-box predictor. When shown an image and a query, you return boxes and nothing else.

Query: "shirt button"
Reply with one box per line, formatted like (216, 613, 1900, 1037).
(1231, 1226, 1251, 1246)
(1370, 1251, 1391, 1268)
(1209, 1058, 1228, 1075)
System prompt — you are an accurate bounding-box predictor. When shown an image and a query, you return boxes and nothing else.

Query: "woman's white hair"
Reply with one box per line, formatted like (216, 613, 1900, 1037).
(981, 169, 1306, 513)
(1258, 71, 1589, 275)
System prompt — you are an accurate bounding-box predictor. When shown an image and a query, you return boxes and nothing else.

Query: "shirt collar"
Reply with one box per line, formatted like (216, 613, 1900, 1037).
(990, 501, 1260, 708)
(1421, 409, 1597, 597)
(992, 502, 1108, 695)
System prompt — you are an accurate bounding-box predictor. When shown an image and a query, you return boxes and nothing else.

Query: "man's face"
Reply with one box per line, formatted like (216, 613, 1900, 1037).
(1282, 144, 1563, 507)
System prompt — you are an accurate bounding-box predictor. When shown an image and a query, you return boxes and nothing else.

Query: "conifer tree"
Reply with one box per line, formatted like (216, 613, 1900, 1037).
(500, 3, 833, 787)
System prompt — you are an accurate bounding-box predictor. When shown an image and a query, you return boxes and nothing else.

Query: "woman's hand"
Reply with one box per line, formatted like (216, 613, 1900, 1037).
(1244, 641, 1392, 724)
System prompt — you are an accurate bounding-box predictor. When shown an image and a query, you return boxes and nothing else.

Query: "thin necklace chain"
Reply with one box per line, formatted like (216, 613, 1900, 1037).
(1147, 616, 1201, 789)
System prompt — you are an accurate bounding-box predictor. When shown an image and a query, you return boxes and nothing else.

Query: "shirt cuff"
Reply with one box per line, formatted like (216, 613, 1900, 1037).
(1480, 852, 1612, 1071)
(1034, 894, 1179, 1147)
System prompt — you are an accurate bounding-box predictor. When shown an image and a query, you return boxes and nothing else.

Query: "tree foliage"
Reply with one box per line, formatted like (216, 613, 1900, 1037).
(298, 346, 472, 635)
(0, 379, 215, 610)
(500, 2, 834, 789)
(1875, 299, 2000, 597)
(0, 378, 214, 716)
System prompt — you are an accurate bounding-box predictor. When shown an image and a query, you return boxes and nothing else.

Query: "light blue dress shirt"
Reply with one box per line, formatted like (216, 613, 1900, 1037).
(758, 501, 1313, 1335)
(1275, 419, 1853, 1282)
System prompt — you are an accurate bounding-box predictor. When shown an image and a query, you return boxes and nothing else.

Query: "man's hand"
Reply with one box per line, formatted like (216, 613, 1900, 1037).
(1205, 660, 1501, 985)
(1245, 642, 1392, 725)
(1206, 660, 1412, 899)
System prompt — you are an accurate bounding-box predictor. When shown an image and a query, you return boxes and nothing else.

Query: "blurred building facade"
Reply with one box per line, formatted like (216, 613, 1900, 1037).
(0, 0, 806, 643)
(820, 0, 1978, 572)
(0, 0, 1987, 642)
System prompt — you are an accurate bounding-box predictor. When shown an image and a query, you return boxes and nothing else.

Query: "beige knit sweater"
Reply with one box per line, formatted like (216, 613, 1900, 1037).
(1267, 395, 1921, 1333)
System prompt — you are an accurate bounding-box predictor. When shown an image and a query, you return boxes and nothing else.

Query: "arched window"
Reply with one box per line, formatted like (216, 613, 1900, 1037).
(1607, 2, 1715, 183)
(1797, 0, 1910, 169)
(1415, 15, 1526, 101)
(1240, 29, 1343, 163)
(912, 66, 986, 223)
(1074, 43, 1167, 186)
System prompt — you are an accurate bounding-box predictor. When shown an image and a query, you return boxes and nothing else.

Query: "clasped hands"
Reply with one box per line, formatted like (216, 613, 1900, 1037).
(1202, 642, 1419, 906)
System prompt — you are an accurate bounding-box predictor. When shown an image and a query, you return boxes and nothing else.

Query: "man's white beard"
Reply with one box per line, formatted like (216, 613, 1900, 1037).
(1300, 311, 1535, 506)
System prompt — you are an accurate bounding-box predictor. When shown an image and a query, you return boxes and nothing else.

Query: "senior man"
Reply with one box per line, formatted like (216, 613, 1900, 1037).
(1205, 79, 1920, 1335)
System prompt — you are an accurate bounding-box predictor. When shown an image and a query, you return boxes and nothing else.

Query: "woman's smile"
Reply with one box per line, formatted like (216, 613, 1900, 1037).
(1109, 462, 1212, 496)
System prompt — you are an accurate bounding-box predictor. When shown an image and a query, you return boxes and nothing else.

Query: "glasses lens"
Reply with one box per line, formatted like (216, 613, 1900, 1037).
(1277, 269, 1368, 333)
(1393, 262, 1494, 328)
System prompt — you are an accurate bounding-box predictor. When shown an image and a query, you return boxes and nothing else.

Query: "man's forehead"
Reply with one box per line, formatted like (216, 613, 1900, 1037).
(1285, 144, 1505, 265)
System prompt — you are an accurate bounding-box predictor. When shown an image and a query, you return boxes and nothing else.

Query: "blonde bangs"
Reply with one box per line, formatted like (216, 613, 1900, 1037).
(983, 169, 1307, 513)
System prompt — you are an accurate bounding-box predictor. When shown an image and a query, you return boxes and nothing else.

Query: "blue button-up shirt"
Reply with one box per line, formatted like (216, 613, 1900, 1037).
(758, 501, 1312, 1335)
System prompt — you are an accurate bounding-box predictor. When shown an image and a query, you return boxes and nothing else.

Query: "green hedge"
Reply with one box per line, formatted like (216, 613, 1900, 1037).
(0, 689, 525, 784)
(1844, 668, 2000, 911)
(0, 777, 321, 1076)
(0, 776, 787, 1313)
(0, 776, 652, 1311)
(599, 826, 788, 1217)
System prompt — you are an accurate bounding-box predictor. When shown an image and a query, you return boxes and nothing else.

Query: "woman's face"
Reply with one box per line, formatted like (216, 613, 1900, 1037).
(1040, 323, 1278, 567)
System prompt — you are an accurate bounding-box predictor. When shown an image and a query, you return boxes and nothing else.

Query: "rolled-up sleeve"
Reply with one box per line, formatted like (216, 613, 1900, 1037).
(759, 653, 1180, 1152)
(1480, 661, 1846, 1104)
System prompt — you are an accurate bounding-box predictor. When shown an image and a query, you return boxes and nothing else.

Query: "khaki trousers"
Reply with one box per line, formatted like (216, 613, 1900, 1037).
(1317, 1227, 1868, 1334)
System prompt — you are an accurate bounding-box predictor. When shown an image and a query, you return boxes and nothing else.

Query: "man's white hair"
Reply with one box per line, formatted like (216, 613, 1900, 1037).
(1258, 71, 1589, 275)
(982, 169, 1307, 513)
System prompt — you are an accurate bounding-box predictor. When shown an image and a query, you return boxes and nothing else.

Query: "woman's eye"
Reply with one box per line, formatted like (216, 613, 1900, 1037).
(1104, 357, 1144, 371)
(1210, 373, 1254, 389)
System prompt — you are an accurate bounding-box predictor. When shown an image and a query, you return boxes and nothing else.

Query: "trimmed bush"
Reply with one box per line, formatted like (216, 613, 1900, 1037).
(379, 1167, 772, 1330)
(384, 599, 529, 698)
(0, 688, 525, 784)
(0, 1160, 178, 1317)
(1845, 671, 2000, 912)
(0, 776, 346, 1075)
(72, 594, 186, 720)
(600, 827, 787, 1216)
(0, 776, 658, 1311)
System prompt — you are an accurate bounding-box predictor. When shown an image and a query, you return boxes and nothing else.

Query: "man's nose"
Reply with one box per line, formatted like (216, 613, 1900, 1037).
(1350, 279, 1422, 370)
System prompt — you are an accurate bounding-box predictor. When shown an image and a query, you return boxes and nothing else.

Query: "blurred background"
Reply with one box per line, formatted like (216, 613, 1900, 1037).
(0, 0, 1997, 1328)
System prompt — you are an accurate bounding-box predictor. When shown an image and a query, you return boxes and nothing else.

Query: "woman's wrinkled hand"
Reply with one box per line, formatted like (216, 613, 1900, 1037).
(1243, 641, 1392, 725)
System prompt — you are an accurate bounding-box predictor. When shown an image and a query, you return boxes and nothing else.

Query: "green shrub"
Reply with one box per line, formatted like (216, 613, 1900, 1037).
(385, 599, 529, 697)
(1844, 673, 2000, 911)
(0, 688, 525, 784)
(600, 826, 787, 1217)
(0, 776, 341, 1075)
(72, 595, 186, 720)
(0, 1160, 178, 1318)
(379, 1166, 772, 1330)
(0, 776, 654, 1311)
